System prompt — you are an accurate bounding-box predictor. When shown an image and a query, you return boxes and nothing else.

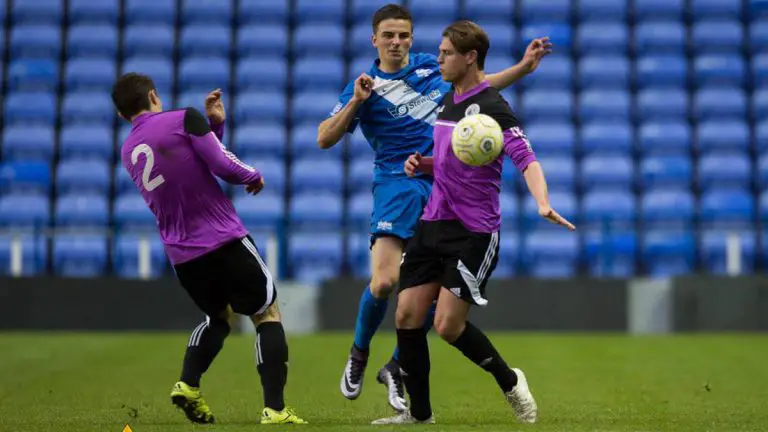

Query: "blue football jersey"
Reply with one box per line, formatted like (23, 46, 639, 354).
(329, 53, 452, 181)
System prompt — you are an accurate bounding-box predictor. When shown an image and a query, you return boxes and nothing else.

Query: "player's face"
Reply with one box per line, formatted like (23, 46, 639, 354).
(438, 38, 471, 83)
(372, 19, 412, 66)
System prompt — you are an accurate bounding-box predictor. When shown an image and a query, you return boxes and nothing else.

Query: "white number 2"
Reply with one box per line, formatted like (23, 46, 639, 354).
(131, 144, 166, 192)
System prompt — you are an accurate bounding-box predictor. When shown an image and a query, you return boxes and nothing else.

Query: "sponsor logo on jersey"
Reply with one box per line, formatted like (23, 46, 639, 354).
(387, 90, 443, 119)
(415, 68, 434, 78)
(377, 221, 393, 231)
(465, 103, 481, 116)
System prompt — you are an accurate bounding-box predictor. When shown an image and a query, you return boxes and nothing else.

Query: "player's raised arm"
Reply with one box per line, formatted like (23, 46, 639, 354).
(183, 107, 263, 186)
(317, 73, 373, 149)
(485, 37, 553, 90)
(205, 89, 226, 141)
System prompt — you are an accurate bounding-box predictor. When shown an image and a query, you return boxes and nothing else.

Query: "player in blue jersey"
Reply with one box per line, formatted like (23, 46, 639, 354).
(316, 4, 552, 412)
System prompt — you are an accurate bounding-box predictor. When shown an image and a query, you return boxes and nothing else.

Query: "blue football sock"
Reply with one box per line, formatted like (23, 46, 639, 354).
(392, 301, 436, 362)
(353, 286, 389, 351)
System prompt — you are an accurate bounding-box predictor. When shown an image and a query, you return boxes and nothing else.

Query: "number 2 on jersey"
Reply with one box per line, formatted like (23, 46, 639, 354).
(131, 144, 165, 192)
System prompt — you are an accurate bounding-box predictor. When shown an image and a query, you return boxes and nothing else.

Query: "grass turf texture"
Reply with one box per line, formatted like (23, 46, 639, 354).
(1, 333, 766, 431)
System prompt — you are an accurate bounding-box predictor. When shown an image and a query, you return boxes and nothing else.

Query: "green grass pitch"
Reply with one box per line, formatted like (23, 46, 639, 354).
(1, 332, 767, 431)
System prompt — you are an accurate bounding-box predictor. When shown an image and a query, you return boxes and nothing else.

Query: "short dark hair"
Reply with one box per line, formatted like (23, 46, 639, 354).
(372, 3, 412, 33)
(442, 21, 490, 70)
(111, 73, 157, 119)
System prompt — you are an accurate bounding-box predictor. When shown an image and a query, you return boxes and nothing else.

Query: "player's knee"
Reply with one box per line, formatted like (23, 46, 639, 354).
(395, 302, 423, 329)
(250, 302, 281, 326)
(434, 314, 463, 343)
(370, 274, 397, 298)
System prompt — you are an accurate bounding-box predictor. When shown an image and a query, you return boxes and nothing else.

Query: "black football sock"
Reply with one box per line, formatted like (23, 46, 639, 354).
(450, 321, 517, 393)
(180, 318, 230, 387)
(396, 328, 432, 421)
(256, 322, 288, 411)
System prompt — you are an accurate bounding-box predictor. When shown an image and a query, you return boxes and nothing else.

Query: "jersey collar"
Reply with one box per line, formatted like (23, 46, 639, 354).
(453, 80, 491, 105)
(373, 55, 415, 80)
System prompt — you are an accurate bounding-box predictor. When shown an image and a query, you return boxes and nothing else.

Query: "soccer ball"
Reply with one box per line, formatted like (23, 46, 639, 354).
(451, 114, 504, 167)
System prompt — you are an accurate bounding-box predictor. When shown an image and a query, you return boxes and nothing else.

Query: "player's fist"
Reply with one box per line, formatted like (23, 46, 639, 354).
(205, 88, 226, 124)
(352, 73, 374, 102)
(538, 204, 576, 231)
(521, 37, 553, 74)
(405, 152, 422, 177)
(245, 177, 265, 196)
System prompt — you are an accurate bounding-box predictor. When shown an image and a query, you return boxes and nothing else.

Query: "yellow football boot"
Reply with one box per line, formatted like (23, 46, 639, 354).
(170, 381, 215, 424)
(260, 406, 308, 424)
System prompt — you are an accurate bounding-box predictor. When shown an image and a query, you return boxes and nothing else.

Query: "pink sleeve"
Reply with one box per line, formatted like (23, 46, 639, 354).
(189, 132, 262, 185)
(503, 126, 537, 172)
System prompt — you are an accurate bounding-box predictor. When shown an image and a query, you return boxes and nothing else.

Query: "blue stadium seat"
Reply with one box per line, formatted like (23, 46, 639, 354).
(180, 25, 231, 57)
(291, 159, 343, 193)
(579, 90, 630, 122)
(291, 123, 335, 159)
(69, 0, 119, 24)
(12, 0, 62, 24)
(639, 121, 691, 155)
(55, 193, 109, 227)
(68, 25, 118, 58)
(535, 156, 575, 191)
(114, 164, 134, 193)
(694, 55, 745, 87)
(113, 234, 167, 279)
(411, 24, 446, 54)
(351, 0, 404, 21)
(233, 123, 286, 157)
(582, 191, 636, 227)
(758, 155, 768, 187)
(524, 122, 575, 155)
(8, 59, 58, 91)
(2, 125, 55, 161)
(579, 56, 630, 89)
(295, 0, 345, 24)
(483, 25, 516, 56)
(292, 92, 339, 124)
(233, 192, 284, 228)
(4, 92, 56, 125)
(694, 87, 746, 120)
(692, 21, 744, 54)
(122, 58, 174, 95)
(521, 0, 571, 23)
(642, 229, 695, 276)
(494, 231, 519, 278)
(577, 0, 627, 21)
(580, 122, 633, 155)
(175, 90, 209, 114)
(290, 192, 343, 227)
(61, 92, 114, 125)
(751, 0, 768, 18)
(178, 58, 230, 91)
(522, 192, 577, 229)
(635, 21, 685, 54)
(349, 157, 374, 193)
(348, 192, 373, 228)
(753, 89, 768, 120)
(60, 125, 113, 161)
(521, 56, 572, 89)
(522, 90, 573, 122)
(465, 0, 514, 22)
(292, 57, 345, 91)
(123, 25, 175, 58)
(289, 232, 343, 284)
(636, 89, 688, 120)
(347, 232, 371, 277)
(750, 21, 768, 53)
(125, 0, 176, 25)
(182, 0, 232, 24)
(238, 25, 288, 58)
(634, 0, 684, 20)
(350, 24, 374, 57)
(701, 230, 756, 275)
(53, 234, 108, 277)
(758, 120, 768, 150)
(113, 193, 155, 229)
(500, 192, 520, 225)
(698, 154, 751, 190)
(0, 161, 51, 194)
(522, 24, 572, 52)
(237, 157, 285, 194)
(697, 120, 749, 153)
(65, 58, 116, 91)
(636, 55, 687, 88)
(239, 0, 288, 24)
(584, 230, 637, 277)
(640, 155, 692, 190)
(411, 0, 458, 22)
(760, 190, 768, 216)
(700, 189, 754, 227)
(237, 58, 287, 90)
(0, 193, 49, 228)
(752, 54, 768, 87)
(56, 160, 110, 195)
(641, 190, 695, 227)
(10, 25, 61, 59)
(581, 156, 634, 191)
(234, 93, 286, 125)
(0, 234, 47, 276)
(691, 0, 743, 19)
(522, 231, 579, 278)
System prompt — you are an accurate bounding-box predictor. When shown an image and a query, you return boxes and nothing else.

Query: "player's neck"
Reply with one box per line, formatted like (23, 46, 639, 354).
(129, 110, 151, 122)
(453, 70, 485, 96)
(378, 55, 409, 74)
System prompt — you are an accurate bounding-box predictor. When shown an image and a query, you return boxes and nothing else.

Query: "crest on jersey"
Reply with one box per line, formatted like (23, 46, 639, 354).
(465, 103, 480, 116)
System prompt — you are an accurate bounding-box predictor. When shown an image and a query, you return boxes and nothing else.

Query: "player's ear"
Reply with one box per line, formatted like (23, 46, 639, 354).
(466, 50, 478, 66)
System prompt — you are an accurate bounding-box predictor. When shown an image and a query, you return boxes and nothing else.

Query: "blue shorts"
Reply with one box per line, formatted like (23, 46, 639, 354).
(370, 177, 432, 247)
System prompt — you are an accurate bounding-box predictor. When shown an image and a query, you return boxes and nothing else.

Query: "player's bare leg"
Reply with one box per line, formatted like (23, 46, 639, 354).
(250, 303, 307, 424)
(171, 305, 236, 424)
(435, 289, 537, 424)
(373, 283, 439, 425)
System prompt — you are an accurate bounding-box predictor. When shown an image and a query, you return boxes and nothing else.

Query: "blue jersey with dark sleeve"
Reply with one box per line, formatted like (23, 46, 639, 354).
(329, 53, 452, 181)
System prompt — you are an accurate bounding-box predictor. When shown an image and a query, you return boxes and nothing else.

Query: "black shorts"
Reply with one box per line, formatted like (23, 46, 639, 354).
(399, 220, 500, 306)
(173, 235, 276, 317)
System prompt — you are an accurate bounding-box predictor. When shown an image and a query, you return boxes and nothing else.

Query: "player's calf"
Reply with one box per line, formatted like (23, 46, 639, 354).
(250, 303, 290, 413)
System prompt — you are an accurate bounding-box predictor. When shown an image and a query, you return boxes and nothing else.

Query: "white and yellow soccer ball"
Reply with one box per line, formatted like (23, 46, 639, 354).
(451, 113, 504, 167)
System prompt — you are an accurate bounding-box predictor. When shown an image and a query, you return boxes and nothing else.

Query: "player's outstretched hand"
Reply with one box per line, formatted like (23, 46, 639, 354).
(405, 152, 422, 177)
(353, 73, 374, 102)
(538, 205, 576, 231)
(205, 88, 226, 124)
(521, 37, 553, 74)
(245, 177, 265, 196)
